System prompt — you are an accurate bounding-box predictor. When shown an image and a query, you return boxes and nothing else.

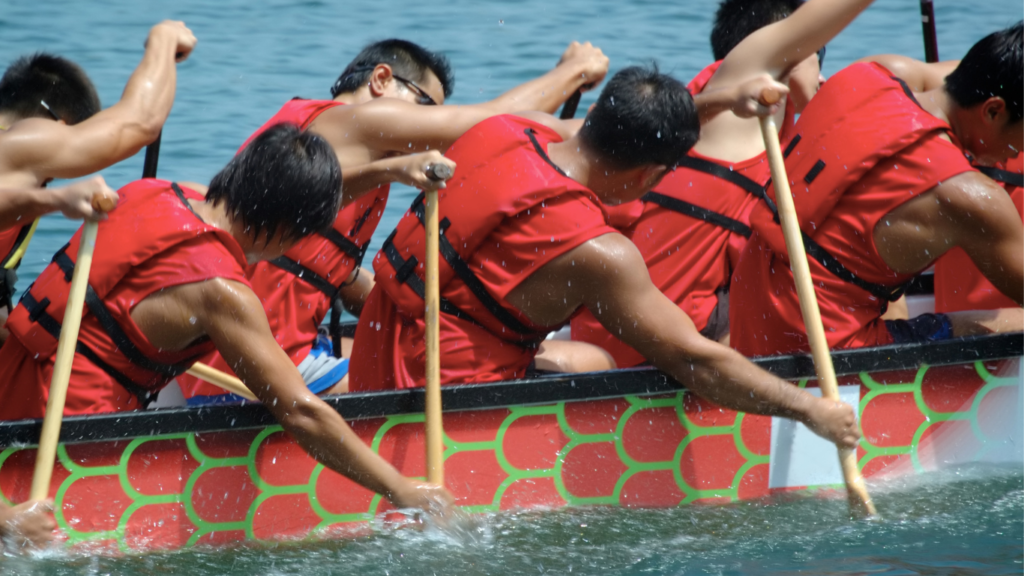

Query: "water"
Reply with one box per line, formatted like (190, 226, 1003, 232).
(3, 465, 1021, 575)
(1, 0, 1022, 572)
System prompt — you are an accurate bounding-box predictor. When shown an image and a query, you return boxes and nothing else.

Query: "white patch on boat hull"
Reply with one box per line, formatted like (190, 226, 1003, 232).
(768, 385, 861, 489)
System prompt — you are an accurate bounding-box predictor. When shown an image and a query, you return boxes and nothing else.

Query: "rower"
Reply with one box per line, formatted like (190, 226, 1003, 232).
(0, 124, 453, 515)
(571, 0, 873, 364)
(349, 67, 861, 452)
(730, 22, 1024, 357)
(176, 38, 616, 404)
(0, 20, 193, 343)
(853, 54, 1023, 315)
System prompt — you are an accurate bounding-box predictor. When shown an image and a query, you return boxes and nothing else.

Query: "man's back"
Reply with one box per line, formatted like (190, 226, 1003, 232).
(350, 115, 616, 390)
(730, 62, 1021, 356)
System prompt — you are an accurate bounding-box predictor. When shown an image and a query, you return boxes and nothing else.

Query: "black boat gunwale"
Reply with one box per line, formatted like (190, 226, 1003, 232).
(0, 332, 1019, 447)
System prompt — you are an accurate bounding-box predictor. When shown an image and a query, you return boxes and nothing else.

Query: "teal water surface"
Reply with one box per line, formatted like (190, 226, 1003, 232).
(3, 465, 1021, 575)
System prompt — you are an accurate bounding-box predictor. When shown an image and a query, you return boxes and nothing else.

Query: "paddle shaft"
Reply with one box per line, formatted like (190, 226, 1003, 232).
(560, 90, 582, 120)
(424, 169, 445, 485)
(30, 222, 99, 500)
(757, 98, 876, 516)
(143, 132, 162, 179)
(186, 363, 257, 401)
(919, 0, 940, 63)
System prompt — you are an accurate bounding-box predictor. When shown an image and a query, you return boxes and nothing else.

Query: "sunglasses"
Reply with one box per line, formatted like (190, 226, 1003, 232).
(817, 45, 826, 68)
(341, 66, 437, 106)
(39, 100, 61, 122)
(392, 73, 437, 106)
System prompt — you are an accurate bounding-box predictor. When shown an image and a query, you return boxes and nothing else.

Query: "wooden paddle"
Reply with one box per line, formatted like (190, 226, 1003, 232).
(919, 0, 940, 63)
(757, 88, 877, 516)
(560, 90, 583, 120)
(185, 363, 257, 401)
(29, 194, 116, 501)
(424, 162, 453, 486)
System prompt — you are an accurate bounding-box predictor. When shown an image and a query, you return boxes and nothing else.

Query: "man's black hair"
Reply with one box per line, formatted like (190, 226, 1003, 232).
(0, 53, 100, 124)
(207, 123, 342, 244)
(330, 39, 454, 99)
(945, 21, 1023, 123)
(710, 0, 804, 61)
(578, 65, 699, 170)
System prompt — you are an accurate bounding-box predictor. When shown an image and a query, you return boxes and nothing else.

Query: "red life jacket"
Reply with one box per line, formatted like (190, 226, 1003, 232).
(731, 62, 974, 356)
(935, 154, 1024, 312)
(570, 61, 778, 367)
(177, 99, 388, 399)
(2, 180, 248, 407)
(351, 115, 614, 390)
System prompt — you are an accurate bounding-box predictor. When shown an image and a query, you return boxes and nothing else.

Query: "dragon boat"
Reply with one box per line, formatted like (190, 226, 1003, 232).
(0, 329, 1020, 553)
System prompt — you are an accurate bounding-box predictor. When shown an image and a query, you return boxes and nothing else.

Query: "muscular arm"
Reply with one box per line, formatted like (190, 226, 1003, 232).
(712, 0, 874, 84)
(176, 279, 446, 508)
(509, 234, 859, 447)
(0, 21, 194, 181)
(856, 55, 959, 91)
(879, 172, 1024, 304)
(315, 43, 607, 157)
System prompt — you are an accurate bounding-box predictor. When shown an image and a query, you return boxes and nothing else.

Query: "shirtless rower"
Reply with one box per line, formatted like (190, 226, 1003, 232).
(856, 54, 1024, 314)
(730, 22, 1024, 357)
(178, 39, 772, 402)
(177, 39, 613, 403)
(571, 0, 873, 365)
(0, 124, 452, 514)
(0, 21, 193, 342)
(349, 67, 860, 451)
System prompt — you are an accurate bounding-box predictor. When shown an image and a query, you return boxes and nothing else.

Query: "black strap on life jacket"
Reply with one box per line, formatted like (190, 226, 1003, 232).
(380, 227, 489, 328)
(760, 92, 920, 306)
(642, 154, 782, 238)
(268, 227, 368, 358)
(642, 191, 752, 238)
(978, 166, 1024, 188)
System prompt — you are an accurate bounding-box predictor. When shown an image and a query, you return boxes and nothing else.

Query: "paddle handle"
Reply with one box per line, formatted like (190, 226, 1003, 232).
(758, 97, 876, 516)
(30, 222, 99, 500)
(424, 175, 444, 485)
(919, 0, 940, 63)
(185, 363, 257, 401)
(560, 90, 582, 120)
(142, 132, 162, 179)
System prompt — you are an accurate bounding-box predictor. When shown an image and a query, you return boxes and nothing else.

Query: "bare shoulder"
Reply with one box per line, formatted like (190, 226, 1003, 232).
(159, 276, 259, 318)
(555, 232, 648, 283)
(931, 170, 1014, 217)
(513, 111, 575, 139)
(856, 55, 958, 92)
